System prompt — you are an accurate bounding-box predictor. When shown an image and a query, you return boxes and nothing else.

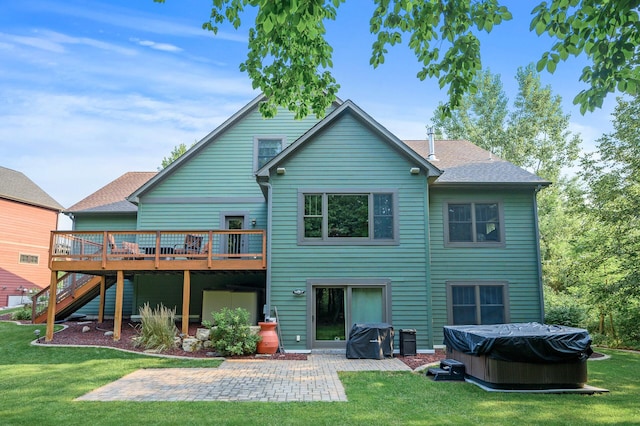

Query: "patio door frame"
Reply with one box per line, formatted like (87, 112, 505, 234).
(306, 279, 392, 349)
(219, 211, 250, 256)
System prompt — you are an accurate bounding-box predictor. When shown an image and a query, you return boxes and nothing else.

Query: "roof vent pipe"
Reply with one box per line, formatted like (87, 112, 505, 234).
(427, 127, 438, 161)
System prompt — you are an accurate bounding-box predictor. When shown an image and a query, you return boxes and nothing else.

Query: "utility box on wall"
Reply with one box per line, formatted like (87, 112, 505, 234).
(202, 291, 258, 325)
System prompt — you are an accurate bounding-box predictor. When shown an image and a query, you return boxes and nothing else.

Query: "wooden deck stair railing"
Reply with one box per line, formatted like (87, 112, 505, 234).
(32, 273, 111, 324)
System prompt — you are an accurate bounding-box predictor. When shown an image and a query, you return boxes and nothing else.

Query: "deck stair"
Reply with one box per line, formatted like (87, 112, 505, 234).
(32, 274, 116, 324)
(426, 358, 466, 381)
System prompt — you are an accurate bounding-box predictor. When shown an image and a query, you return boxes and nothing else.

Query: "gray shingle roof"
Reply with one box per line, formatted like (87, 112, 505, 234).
(0, 166, 64, 211)
(67, 172, 156, 213)
(404, 140, 551, 186)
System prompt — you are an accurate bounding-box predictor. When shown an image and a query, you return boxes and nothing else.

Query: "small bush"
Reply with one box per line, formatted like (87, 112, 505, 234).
(209, 307, 260, 356)
(544, 305, 586, 328)
(133, 303, 178, 352)
(11, 305, 32, 321)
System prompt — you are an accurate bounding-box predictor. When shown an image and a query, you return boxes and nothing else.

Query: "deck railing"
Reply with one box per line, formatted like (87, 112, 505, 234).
(31, 272, 95, 320)
(49, 230, 267, 271)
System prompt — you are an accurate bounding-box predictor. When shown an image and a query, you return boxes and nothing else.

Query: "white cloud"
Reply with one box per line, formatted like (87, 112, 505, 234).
(30, 0, 248, 43)
(132, 38, 183, 53)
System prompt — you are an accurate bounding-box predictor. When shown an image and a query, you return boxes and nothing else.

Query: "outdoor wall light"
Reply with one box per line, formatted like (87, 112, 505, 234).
(251, 218, 257, 227)
(276, 167, 286, 175)
(410, 167, 420, 174)
(292, 289, 306, 296)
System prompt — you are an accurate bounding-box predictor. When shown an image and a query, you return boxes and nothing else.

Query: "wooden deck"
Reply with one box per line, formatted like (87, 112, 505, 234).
(49, 230, 266, 274)
(42, 230, 267, 342)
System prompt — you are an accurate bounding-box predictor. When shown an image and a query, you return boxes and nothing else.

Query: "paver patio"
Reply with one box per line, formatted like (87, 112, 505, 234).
(76, 354, 412, 402)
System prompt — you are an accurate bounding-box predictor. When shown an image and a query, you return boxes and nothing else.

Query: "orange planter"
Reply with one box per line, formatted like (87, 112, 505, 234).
(257, 322, 279, 354)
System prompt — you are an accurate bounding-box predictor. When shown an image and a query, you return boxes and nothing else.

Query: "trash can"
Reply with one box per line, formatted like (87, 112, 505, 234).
(400, 329, 417, 356)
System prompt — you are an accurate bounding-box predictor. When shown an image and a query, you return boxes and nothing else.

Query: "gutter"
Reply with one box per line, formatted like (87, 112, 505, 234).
(258, 181, 273, 320)
(533, 185, 545, 322)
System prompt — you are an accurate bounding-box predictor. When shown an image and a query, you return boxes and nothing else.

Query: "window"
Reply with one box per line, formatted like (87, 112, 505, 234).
(19, 254, 39, 265)
(300, 191, 398, 244)
(254, 137, 284, 170)
(444, 201, 504, 246)
(447, 282, 509, 325)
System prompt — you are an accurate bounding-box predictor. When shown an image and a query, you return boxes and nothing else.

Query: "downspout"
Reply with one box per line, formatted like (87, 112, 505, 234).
(533, 185, 545, 322)
(259, 181, 273, 320)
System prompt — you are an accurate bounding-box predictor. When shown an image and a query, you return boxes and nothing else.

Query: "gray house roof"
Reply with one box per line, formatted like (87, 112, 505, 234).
(404, 139, 551, 187)
(0, 166, 64, 211)
(67, 172, 156, 214)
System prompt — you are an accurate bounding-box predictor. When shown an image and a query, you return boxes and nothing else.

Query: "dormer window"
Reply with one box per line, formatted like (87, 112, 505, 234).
(254, 137, 284, 171)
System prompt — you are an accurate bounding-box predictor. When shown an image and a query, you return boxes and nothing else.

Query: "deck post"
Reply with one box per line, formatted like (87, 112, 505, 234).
(98, 276, 106, 323)
(182, 270, 191, 336)
(113, 271, 124, 341)
(45, 271, 58, 341)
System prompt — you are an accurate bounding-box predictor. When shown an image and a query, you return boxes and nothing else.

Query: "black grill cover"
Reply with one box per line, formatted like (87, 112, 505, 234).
(346, 323, 394, 359)
(443, 323, 593, 363)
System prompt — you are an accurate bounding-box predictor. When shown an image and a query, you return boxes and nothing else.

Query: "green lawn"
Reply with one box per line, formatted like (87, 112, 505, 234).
(1, 321, 639, 425)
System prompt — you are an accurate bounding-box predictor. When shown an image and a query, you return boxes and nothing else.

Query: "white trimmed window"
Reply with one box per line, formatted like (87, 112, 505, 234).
(19, 254, 39, 265)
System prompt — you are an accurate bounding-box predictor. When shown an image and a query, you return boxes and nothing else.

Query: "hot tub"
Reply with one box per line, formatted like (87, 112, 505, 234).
(443, 323, 593, 389)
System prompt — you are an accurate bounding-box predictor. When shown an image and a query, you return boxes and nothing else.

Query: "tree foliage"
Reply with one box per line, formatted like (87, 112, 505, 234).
(159, 142, 191, 170)
(432, 65, 580, 181)
(154, 0, 640, 118)
(579, 95, 640, 301)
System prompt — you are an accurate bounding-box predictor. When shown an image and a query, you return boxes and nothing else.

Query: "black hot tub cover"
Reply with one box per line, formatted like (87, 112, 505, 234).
(443, 323, 593, 363)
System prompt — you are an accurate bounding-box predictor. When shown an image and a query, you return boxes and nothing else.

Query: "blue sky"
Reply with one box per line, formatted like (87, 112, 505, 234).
(1, 0, 617, 226)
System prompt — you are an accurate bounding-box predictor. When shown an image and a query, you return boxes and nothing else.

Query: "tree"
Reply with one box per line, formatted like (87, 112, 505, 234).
(432, 65, 580, 181)
(579, 94, 640, 301)
(431, 69, 509, 157)
(508, 65, 581, 182)
(153, 0, 640, 118)
(159, 142, 191, 170)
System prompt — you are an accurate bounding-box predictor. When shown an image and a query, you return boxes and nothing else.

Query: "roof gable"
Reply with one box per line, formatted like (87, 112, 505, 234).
(129, 95, 344, 202)
(256, 100, 442, 178)
(0, 166, 64, 211)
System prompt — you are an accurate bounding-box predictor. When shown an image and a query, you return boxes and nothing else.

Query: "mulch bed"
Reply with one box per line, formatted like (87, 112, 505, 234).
(3, 316, 445, 369)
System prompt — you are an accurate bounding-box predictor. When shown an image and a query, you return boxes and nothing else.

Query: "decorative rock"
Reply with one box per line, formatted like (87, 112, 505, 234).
(81, 326, 91, 333)
(174, 336, 182, 346)
(196, 328, 210, 341)
(104, 331, 114, 337)
(203, 340, 214, 349)
(182, 337, 202, 352)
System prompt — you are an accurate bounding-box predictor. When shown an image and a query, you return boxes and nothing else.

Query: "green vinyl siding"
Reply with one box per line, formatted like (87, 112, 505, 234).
(139, 106, 331, 200)
(268, 112, 431, 349)
(429, 187, 542, 344)
(77, 279, 134, 318)
(73, 213, 138, 231)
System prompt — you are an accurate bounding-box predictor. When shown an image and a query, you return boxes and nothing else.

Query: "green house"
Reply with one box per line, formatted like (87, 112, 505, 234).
(44, 95, 549, 351)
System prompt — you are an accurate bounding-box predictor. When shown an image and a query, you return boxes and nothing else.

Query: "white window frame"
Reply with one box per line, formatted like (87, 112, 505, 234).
(19, 253, 39, 265)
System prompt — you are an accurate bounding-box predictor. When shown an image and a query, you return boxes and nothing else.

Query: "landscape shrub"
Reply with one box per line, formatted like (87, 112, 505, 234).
(544, 305, 587, 328)
(207, 307, 260, 356)
(133, 303, 178, 352)
(11, 305, 32, 321)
